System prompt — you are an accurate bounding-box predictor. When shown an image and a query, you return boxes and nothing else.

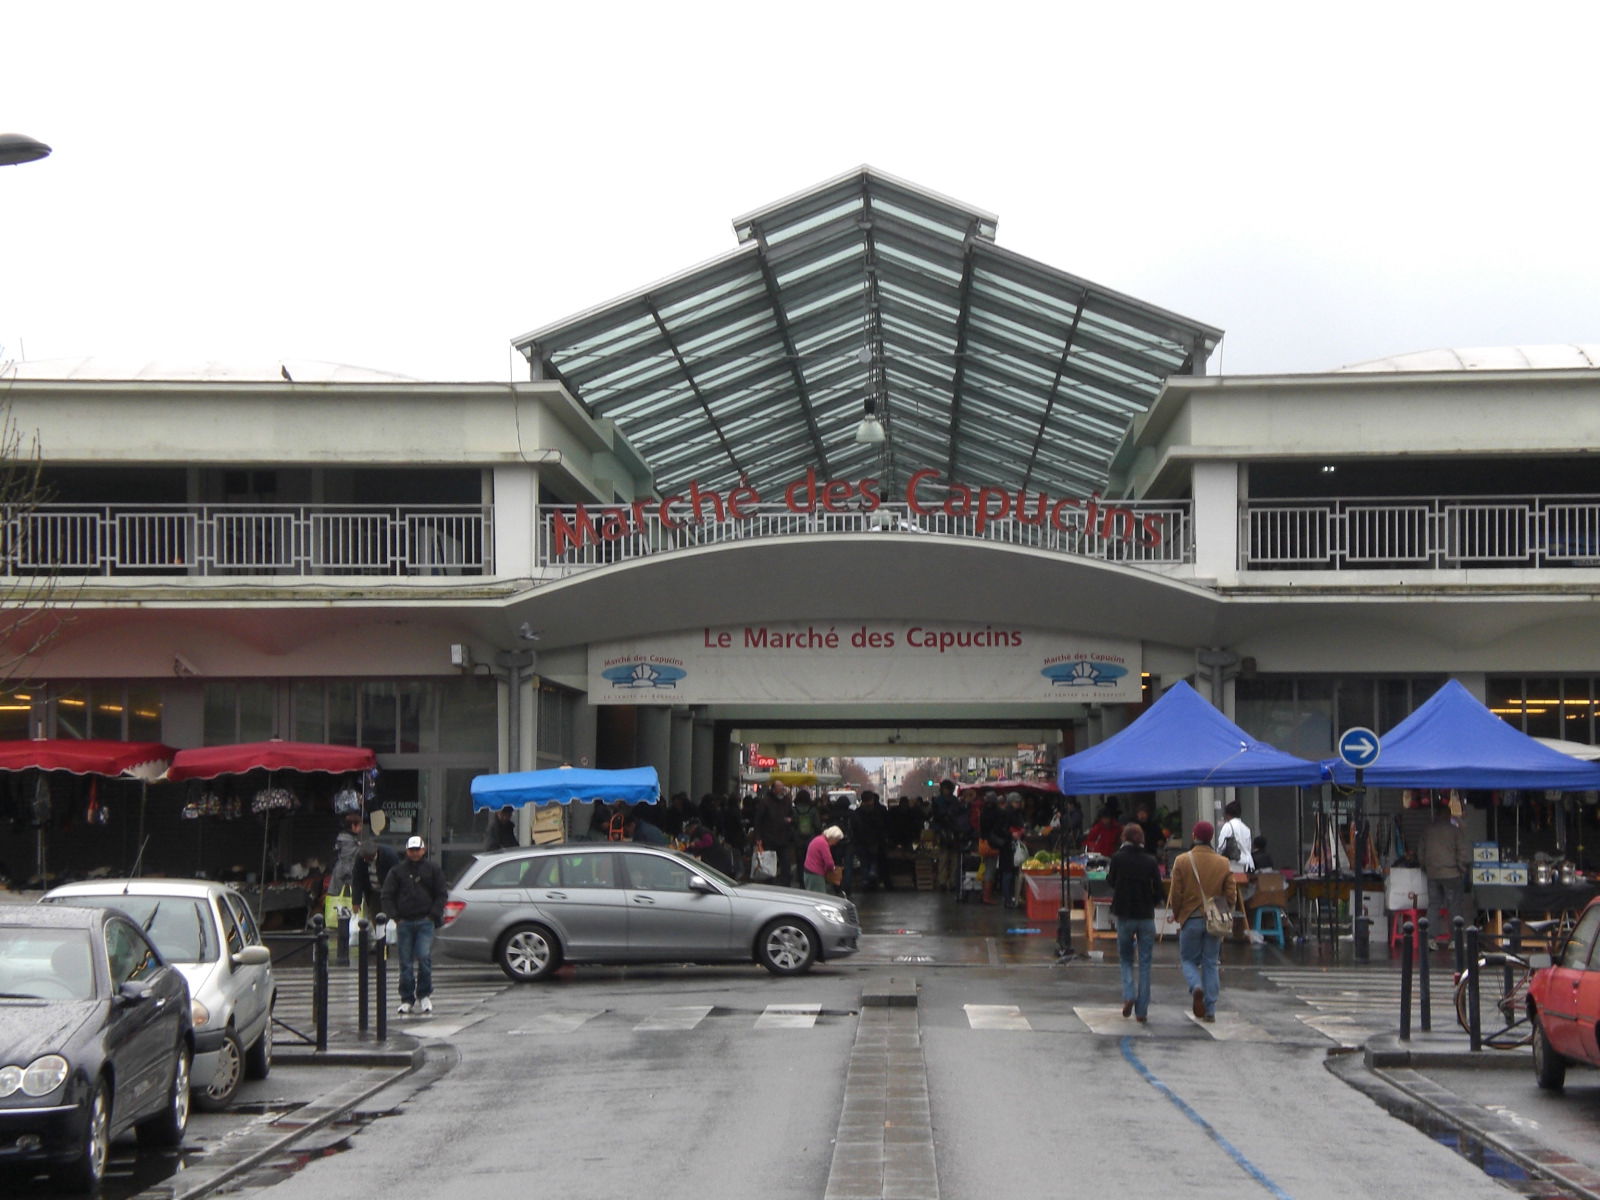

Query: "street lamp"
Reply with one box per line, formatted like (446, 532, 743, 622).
(0, 133, 51, 167)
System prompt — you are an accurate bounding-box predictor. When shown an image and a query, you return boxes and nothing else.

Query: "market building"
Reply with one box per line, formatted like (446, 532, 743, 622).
(3, 167, 1599, 890)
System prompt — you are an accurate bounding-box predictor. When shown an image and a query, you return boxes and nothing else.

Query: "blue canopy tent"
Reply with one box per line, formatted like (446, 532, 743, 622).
(1057, 680, 1326, 794)
(1323, 679, 1600, 791)
(470, 766, 661, 810)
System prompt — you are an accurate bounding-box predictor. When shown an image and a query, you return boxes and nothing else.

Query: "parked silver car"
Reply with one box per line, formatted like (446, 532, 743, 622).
(436, 844, 860, 980)
(43, 879, 275, 1110)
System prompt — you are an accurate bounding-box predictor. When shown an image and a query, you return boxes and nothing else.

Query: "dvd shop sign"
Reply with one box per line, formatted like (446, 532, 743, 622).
(547, 468, 1167, 558)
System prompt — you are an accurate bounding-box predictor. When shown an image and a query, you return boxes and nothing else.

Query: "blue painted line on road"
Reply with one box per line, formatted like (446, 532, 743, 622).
(1120, 1037, 1293, 1199)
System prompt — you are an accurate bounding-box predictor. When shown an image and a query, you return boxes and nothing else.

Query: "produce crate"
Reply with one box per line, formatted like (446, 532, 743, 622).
(1024, 872, 1070, 921)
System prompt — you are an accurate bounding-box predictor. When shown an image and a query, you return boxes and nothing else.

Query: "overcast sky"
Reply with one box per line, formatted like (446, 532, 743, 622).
(5, 4, 1599, 383)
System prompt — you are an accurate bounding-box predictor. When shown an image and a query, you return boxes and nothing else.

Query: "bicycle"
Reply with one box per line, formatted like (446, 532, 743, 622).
(1451, 919, 1565, 1049)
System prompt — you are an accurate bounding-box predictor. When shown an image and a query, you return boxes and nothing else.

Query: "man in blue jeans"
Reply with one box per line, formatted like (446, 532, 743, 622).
(380, 835, 447, 1016)
(1166, 821, 1239, 1022)
(1107, 823, 1164, 1022)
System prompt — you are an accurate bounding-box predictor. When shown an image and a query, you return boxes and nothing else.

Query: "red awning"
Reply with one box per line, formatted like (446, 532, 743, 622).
(956, 779, 1062, 797)
(166, 741, 376, 782)
(0, 739, 177, 780)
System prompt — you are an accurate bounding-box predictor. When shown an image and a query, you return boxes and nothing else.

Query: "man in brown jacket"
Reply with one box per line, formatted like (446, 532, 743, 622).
(1167, 820, 1240, 1022)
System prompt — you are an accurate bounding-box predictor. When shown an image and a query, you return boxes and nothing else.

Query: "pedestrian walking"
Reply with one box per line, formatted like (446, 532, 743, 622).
(1214, 798, 1255, 871)
(1107, 823, 1164, 1022)
(1166, 820, 1238, 1022)
(1420, 800, 1470, 947)
(351, 835, 400, 923)
(380, 835, 448, 1016)
(324, 812, 363, 929)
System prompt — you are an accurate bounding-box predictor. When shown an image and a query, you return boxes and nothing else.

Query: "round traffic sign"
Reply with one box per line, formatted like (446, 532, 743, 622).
(1338, 726, 1381, 769)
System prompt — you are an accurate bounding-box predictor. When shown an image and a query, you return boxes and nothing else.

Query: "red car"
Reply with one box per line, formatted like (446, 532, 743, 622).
(1529, 897, 1600, 1089)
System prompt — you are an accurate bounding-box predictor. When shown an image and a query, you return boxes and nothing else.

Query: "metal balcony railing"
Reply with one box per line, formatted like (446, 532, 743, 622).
(1241, 496, 1600, 570)
(537, 499, 1195, 572)
(2, 504, 491, 577)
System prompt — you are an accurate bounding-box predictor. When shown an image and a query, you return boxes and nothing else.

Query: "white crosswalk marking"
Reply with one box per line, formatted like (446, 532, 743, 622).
(1263, 967, 1407, 1047)
(1074, 1005, 1153, 1036)
(964, 1004, 1032, 1031)
(635, 1005, 714, 1032)
(1186, 1010, 1274, 1041)
(755, 1003, 821, 1029)
(508, 1010, 606, 1034)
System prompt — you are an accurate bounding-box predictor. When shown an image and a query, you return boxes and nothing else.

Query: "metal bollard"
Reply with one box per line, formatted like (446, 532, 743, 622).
(1418, 916, 1431, 1032)
(1354, 895, 1371, 963)
(310, 914, 329, 1053)
(1453, 915, 1466, 976)
(1399, 920, 1414, 1040)
(357, 918, 371, 1035)
(1506, 918, 1523, 1000)
(374, 912, 389, 1042)
(1465, 924, 1482, 1052)
(336, 906, 351, 968)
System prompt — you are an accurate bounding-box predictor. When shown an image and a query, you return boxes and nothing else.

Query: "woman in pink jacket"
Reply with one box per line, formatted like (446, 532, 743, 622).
(803, 826, 846, 893)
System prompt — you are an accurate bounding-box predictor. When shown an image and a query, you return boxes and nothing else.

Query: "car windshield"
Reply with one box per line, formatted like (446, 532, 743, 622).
(49, 896, 217, 964)
(0, 927, 95, 1001)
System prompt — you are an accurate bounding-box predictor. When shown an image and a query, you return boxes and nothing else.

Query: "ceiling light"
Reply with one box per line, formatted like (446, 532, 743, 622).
(854, 398, 885, 446)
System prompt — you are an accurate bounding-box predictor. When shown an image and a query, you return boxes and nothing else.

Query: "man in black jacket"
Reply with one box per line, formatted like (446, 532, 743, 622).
(1107, 823, 1164, 1022)
(380, 835, 448, 1016)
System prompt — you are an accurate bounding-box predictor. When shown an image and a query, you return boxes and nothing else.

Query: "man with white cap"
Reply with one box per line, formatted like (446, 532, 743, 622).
(380, 834, 448, 1015)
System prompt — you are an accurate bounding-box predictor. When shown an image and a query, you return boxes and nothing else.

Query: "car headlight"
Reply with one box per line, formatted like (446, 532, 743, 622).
(192, 999, 211, 1027)
(0, 1064, 23, 1096)
(21, 1055, 68, 1097)
(811, 905, 850, 925)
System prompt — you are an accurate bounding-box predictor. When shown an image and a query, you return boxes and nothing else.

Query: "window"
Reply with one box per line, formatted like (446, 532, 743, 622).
(620, 852, 695, 892)
(226, 893, 262, 946)
(1561, 905, 1600, 971)
(474, 857, 539, 889)
(105, 919, 158, 986)
(216, 897, 245, 956)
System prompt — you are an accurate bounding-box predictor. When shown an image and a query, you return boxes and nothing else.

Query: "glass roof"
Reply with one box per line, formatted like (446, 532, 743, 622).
(514, 167, 1222, 502)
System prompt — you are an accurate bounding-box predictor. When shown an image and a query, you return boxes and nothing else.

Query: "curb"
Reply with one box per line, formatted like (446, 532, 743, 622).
(1364, 1036, 1530, 1070)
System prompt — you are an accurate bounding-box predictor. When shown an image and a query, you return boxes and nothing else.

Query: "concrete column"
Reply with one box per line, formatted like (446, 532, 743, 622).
(491, 465, 538, 578)
(1191, 460, 1240, 584)
(691, 716, 715, 800)
(1455, 673, 1488, 702)
(669, 707, 693, 798)
(637, 707, 672, 785)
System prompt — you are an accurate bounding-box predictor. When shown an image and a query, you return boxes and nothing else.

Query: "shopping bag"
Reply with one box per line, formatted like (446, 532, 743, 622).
(825, 866, 844, 886)
(752, 848, 779, 882)
(1386, 866, 1427, 910)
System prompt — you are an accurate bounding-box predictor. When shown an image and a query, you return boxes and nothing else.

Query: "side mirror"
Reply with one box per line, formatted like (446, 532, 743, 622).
(687, 875, 719, 895)
(116, 980, 154, 1006)
(231, 945, 272, 967)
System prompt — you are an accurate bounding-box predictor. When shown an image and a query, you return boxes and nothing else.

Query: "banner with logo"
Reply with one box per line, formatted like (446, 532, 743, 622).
(587, 622, 1141, 705)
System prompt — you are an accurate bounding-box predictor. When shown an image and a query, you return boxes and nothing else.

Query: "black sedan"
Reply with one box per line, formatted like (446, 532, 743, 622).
(0, 904, 193, 1191)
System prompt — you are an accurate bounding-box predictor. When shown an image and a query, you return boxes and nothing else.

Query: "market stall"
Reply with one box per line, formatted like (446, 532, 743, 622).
(1321, 679, 1600, 938)
(166, 740, 378, 923)
(1054, 680, 1324, 944)
(471, 765, 661, 844)
(0, 739, 176, 885)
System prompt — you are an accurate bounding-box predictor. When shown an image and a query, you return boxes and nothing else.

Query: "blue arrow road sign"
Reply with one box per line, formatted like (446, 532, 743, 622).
(1338, 726, 1381, 769)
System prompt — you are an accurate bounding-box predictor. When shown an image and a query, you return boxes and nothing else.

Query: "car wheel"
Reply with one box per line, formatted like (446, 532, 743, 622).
(244, 1008, 273, 1081)
(137, 1044, 191, 1148)
(54, 1079, 111, 1190)
(757, 918, 818, 975)
(193, 1029, 243, 1112)
(498, 924, 561, 982)
(1532, 1013, 1568, 1091)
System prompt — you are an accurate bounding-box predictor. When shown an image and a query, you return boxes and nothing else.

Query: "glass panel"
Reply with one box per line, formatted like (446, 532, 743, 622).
(1561, 905, 1600, 970)
(1562, 678, 1595, 744)
(238, 682, 276, 742)
(216, 899, 244, 955)
(203, 683, 236, 743)
(360, 682, 396, 753)
(0, 689, 33, 739)
(556, 852, 617, 888)
(1378, 679, 1414, 732)
(292, 682, 326, 743)
(438, 677, 497, 754)
(55, 686, 88, 739)
(1288, 679, 1335, 759)
(327, 682, 357, 746)
(397, 682, 425, 753)
(1523, 677, 1562, 740)
(89, 687, 123, 740)
(619, 852, 692, 892)
(126, 686, 162, 742)
(1485, 677, 1524, 731)
(1335, 679, 1376, 738)
(442, 766, 477, 846)
(474, 857, 534, 889)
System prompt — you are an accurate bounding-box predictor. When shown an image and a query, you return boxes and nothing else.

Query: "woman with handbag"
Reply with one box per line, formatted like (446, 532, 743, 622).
(1166, 821, 1239, 1022)
(1213, 799, 1255, 872)
(802, 825, 847, 893)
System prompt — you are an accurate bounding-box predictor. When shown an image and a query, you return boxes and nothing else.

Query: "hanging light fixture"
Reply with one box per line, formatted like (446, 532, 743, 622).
(854, 397, 885, 445)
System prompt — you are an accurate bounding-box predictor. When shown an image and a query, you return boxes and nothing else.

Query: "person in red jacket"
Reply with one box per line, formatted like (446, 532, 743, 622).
(1084, 809, 1122, 857)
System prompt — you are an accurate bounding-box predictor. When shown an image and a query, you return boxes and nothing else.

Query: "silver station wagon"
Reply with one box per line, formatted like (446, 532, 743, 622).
(436, 844, 860, 980)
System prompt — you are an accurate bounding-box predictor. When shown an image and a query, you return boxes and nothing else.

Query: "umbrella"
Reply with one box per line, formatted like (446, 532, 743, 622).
(471, 766, 660, 810)
(166, 740, 376, 781)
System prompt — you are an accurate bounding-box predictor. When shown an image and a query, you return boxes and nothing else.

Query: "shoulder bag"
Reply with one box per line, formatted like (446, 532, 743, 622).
(1190, 853, 1234, 937)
